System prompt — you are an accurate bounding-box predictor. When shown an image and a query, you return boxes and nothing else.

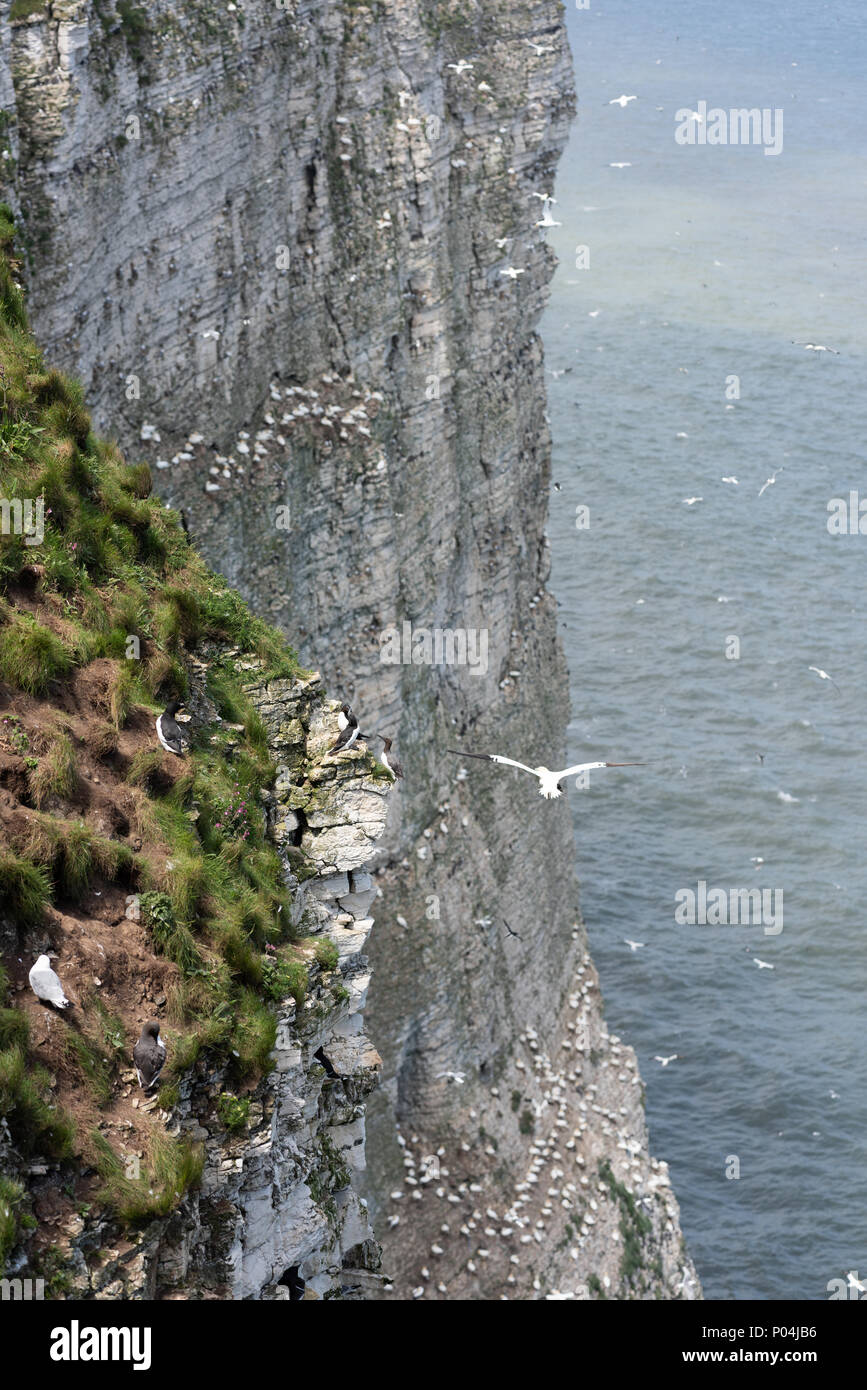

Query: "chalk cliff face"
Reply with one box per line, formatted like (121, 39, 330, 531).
(1, 0, 699, 1298)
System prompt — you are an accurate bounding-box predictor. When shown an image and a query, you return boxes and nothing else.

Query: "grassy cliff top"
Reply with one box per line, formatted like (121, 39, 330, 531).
(0, 206, 320, 1275)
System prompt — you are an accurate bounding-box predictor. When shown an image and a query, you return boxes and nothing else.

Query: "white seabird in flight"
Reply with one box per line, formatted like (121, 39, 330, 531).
(524, 39, 554, 56)
(808, 665, 841, 694)
(500, 266, 526, 280)
(758, 468, 782, 497)
(608, 94, 637, 106)
(447, 748, 643, 799)
(624, 939, 645, 952)
(447, 59, 474, 76)
(654, 1054, 678, 1067)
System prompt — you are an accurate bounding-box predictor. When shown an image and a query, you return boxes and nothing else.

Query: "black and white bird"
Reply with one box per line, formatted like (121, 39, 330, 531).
(156, 700, 186, 756)
(329, 703, 362, 753)
(379, 735, 404, 780)
(29, 954, 73, 1009)
(447, 749, 643, 800)
(133, 1020, 166, 1091)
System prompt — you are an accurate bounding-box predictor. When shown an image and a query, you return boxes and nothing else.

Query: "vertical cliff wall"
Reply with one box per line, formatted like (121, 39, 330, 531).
(1, 0, 699, 1298)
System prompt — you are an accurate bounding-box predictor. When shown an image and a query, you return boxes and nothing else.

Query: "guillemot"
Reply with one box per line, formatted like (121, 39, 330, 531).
(156, 700, 186, 756)
(133, 1020, 167, 1091)
(379, 735, 404, 780)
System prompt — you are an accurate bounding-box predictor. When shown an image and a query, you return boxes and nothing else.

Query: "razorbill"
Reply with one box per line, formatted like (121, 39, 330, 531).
(29, 954, 73, 1009)
(156, 700, 186, 756)
(133, 1020, 167, 1091)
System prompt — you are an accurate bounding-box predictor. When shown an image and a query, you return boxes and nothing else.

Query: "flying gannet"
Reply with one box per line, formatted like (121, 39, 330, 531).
(447, 749, 643, 799)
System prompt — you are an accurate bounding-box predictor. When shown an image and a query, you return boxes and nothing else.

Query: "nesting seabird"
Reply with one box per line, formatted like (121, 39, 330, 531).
(156, 700, 186, 756)
(133, 1020, 167, 1091)
(329, 703, 362, 753)
(447, 749, 643, 800)
(379, 735, 404, 780)
(29, 954, 73, 1009)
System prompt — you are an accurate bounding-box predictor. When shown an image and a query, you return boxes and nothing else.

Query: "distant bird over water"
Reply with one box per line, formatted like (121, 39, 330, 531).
(447, 748, 643, 800)
(758, 468, 783, 497)
(134, 1020, 166, 1091)
(654, 1054, 678, 1067)
(608, 94, 637, 106)
(808, 665, 841, 694)
(156, 700, 187, 756)
(29, 955, 73, 1009)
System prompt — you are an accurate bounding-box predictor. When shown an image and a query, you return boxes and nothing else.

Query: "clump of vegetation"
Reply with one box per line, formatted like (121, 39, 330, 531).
(262, 949, 307, 1005)
(0, 612, 71, 693)
(314, 939, 339, 972)
(0, 712, 30, 755)
(23, 814, 135, 899)
(217, 1092, 250, 1132)
(599, 1158, 653, 1289)
(9, 1, 47, 22)
(140, 890, 203, 974)
(307, 1134, 352, 1224)
(91, 1129, 203, 1225)
(60, 1030, 114, 1108)
(0, 849, 51, 925)
(156, 1080, 179, 1112)
(27, 720, 76, 807)
(0, 1045, 75, 1159)
(0, 1175, 35, 1274)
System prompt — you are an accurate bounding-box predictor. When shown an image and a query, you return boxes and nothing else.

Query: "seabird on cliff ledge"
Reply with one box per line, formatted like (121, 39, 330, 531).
(134, 1020, 166, 1091)
(379, 736, 404, 780)
(29, 955, 73, 1009)
(329, 704, 373, 753)
(156, 700, 186, 756)
(447, 749, 643, 800)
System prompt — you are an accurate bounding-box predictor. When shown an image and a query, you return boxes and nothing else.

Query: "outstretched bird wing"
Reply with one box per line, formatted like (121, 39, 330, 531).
(447, 749, 540, 779)
(555, 760, 644, 779)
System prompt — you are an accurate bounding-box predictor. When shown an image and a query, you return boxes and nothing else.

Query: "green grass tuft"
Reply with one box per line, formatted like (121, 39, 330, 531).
(0, 1046, 75, 1158)
(0, 850, 51, 924)
(91, 1129, 203, 1225)
(0, 613, 71, 694)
